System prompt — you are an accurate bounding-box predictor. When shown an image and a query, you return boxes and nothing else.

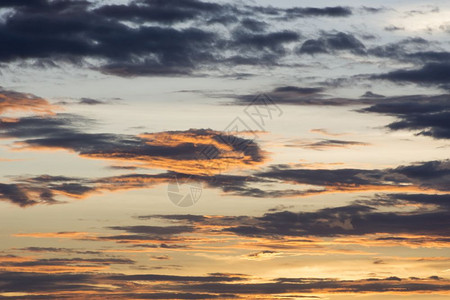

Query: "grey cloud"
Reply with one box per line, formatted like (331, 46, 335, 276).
(297, 32, 366, 55)
(0, 1, 355, 76)
(362, 94, 450, 139)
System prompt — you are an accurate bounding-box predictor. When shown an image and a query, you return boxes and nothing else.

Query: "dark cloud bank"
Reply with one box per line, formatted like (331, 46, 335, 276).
(0, 0, 356, 76)
(0, 270, 447, 299)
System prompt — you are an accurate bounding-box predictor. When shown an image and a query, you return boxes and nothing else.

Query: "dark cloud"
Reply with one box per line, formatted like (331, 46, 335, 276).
(360, 6, 386, 13)
(0, 174, 98, 206)
(240, 18, 268, 32)
(234, 85, 358, 106)
(256, 160, 450, 192)
(0, 0, 46, 8)
(408, 51, 450, 64)
(150, 194, 450, 239)
(0, 172, 243, 207)
(94, 0, 225, 24)
(228, 205, 449, 237)
(0, 183, 46, 207)
(174, 276, 450, 295)
(297, 32, 366, 55)
(387, 111, 450, 139)
(374, 63, 450, 89)
(0, 0, 220, 76)
(230, 30, 301, 56)
(234, 86, 450, 140)
(138, 214, 208, 223)
(78, 98, 105, 105)
(0, 270, 446, 298)
(283, 7, 352, 18)
(0, 0, 89, 11)
(108, 225, 195, 236)
(0, 1, 444, 80)
(0, 1, 356, 76)
(273, 86, 325, 95)
(362, 94, 450, 139)
(361, 91, 385, 98)
(354, 193, 450, 210)
(366, 38, 450, 66)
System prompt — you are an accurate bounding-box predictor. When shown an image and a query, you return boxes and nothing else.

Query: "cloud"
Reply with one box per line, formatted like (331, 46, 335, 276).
(374, 63, 450, 89)
(229, 30, 301, 56)
(77, 98, 105, 105)
(0, 1, 445, 80)
(0, 114, 265, 174)
(2, 158, 449, 207)
(366, 38, 450, 67)
(286, 138, 369, 150)
(257, 160, 450, 193)
(14, 247, 101, 255)
(273, 86, 325, 95)
(213, 205, 449, 239)
(0, 182, 59, 207)
(354, 193, 450, 210)
(296, 32, 366, 55)
(0, 86, 447, 206)
(240, 18, 268, 32)
(183, 159, 450, 198)
(0, 257, 134, 273)
(233, 85, 366, 106)
(245, 250, 279, 260)
(361, 91, 385, 98)
(234, 87, 450, 140)
(0, 87, 56, 115)
(361, 94, 450, 139)
(159, 276, 450, 295)
(283, 6, 352, 18)
(0, 0, 89, 10)
(0, 1, 356, 76)
(384, 25, 405, 31)
(94, 0, 225, 24)
(0, 0, 220, 76)
(108, 273, 245, 283)
(310, 128, 347, 136)
(0, 269, 447, 298)
(360, 6, 386, 14)
(108, 225, 195, 235)
(144, 192, 450, 245)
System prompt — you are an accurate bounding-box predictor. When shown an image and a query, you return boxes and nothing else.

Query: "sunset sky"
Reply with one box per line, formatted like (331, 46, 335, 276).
(0, 0, 449, 299)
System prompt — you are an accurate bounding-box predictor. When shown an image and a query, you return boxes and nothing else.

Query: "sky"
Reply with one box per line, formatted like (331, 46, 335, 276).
(0, 0, 449, 299)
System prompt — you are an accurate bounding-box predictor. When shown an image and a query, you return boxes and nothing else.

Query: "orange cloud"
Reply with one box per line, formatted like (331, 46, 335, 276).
(0, 88, 57, 115)
(84, 129, 266, 175)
